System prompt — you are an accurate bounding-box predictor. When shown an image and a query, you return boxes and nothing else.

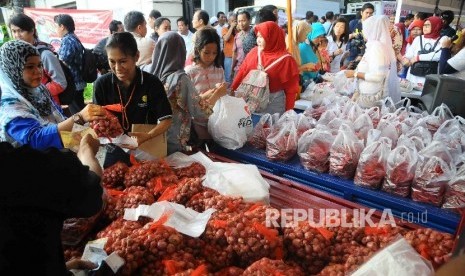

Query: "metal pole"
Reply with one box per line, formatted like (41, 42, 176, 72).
(287, 0, 293, 54)
(434, 0, 441, 16)
(457, 0, 465, 30)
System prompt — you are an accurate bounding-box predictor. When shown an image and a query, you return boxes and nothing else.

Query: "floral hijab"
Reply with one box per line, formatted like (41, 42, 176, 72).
(0, 40, 64, 144)
(0, 40, 52, 116)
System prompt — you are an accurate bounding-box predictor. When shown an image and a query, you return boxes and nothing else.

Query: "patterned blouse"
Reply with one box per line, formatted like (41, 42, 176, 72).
(164, 74, 213, 153)
(390, 25, 404, 72)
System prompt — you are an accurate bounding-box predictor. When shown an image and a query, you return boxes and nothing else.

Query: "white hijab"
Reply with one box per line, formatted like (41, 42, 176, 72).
(363, 15, 400, 102)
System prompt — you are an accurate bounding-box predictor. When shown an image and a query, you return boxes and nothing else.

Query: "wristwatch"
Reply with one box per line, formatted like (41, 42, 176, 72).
(73, 113, 85, 125)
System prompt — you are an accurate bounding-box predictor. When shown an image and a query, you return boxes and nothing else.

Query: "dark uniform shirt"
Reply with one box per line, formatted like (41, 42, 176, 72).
(93, 68, 172, 133)
(0, 143, 103, 275)
(441, 25, 456, 38)
(347, 20, 366, 63)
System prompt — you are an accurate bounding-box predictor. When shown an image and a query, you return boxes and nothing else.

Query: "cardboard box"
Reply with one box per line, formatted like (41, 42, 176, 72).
(131, 124, 167, 159)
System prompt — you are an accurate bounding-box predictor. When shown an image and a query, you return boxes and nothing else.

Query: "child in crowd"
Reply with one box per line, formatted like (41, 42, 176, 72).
(185, 28, 227, 143)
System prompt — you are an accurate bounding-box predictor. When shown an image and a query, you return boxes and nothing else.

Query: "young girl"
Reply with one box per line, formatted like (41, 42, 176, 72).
(92, 32, 172, 146)
(151, 31, 225, 153)
(185, 28, 227, 141)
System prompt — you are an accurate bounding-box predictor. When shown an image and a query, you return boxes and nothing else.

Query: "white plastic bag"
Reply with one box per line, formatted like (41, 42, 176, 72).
(350, 237, 434, 276)
(123, 201, 215, 237)
(203, 162, 270, 203)
(208, 95, 253, 150)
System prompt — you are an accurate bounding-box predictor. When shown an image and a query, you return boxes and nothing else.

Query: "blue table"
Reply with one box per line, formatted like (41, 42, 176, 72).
(212, 144, 461, 234)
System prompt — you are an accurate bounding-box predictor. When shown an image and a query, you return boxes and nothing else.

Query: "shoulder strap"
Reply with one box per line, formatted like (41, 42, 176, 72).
(264, 54, 291, 72)
(432, 36, 442, 51)
(420, 35, 424, 51)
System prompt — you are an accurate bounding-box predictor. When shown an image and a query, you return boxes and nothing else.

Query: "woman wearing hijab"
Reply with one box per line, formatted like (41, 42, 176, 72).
(151, 31, 225, 153)
(345, 15, 400, 107)
(9, 13, 68, 106)
(397, 19, 424, 78)
(287, 20, 311, 99)
(0, 40, 105, 150)
(403, 16, 447, 86)
(232, 21, 299, 115)
(299, 22, 330, 85)
(287, 20, 311, 71)
(405, 19, 424, 53)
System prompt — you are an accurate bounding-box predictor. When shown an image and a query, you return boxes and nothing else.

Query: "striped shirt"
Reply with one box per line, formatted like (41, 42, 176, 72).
(185, 63, 225, 94)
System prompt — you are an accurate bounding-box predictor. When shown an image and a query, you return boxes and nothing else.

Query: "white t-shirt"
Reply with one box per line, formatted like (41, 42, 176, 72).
(326, 35, 347, 73)
(405, 35, 448, 85)
(215, 24, 228, 51)
(179, 31, 194, 58)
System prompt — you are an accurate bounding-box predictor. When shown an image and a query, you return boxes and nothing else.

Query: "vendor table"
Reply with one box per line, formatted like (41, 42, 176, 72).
(212, 144, 462, 235)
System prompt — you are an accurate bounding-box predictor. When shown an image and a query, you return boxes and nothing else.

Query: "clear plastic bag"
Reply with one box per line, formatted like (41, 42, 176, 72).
(298, 127, 335, 173)
(329, 124, 365, 179)
(382, 141, 418, 197)
(266, 120, 298, 161)
(412, 142, 455, 206)
(354, 137, 392, 189)
(354, 113, 374, 145)
(248, 113, 276, 149)
(442, 163, 465, 209)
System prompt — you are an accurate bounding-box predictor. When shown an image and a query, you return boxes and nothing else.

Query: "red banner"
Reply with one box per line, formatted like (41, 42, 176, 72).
(24, 8, 112, 49)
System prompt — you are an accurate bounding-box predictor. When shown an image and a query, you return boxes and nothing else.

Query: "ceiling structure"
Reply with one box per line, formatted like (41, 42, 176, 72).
(400, 0, 464, 14)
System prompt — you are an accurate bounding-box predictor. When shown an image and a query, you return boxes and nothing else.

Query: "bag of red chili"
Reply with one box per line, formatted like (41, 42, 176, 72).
(248, 113, 276, 149)
(411, 141, 455, 206)
(89, 105, 124, 138)
(329, 124, 364, 179)
(266, 120, 298, 161)
(298, 127, 334, 173)
(443, 163, 465, 209)
(354, 137, 392, 190)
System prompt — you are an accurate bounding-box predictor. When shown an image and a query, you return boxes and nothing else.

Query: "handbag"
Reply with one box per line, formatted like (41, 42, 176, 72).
(410, 36, 441, 77)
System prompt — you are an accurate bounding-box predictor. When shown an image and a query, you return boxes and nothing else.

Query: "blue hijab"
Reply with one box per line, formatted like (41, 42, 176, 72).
(299, 23, 326, 81)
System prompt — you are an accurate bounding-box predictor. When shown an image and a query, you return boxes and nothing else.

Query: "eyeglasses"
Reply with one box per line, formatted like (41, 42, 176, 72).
(423, 24, 432, 27)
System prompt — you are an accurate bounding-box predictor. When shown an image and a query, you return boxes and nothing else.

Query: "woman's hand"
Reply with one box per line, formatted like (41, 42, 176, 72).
(127, 131, 153, 146)
(66, 258, 98, 271)
(79, 133, 100, 155)
(333, 48, 344, 57)
(80, 104, 106, 123)
(301, 63, 316, 72)
(345, 70, 355, 78)
(442, 37, 453, 49)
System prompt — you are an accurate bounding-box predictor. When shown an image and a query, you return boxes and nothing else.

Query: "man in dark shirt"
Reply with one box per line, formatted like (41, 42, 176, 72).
(93, 20, 124, 75)
(440, 10, 457, 38)
(346, 3, 374, 69)
(0, 134, 103, 275)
